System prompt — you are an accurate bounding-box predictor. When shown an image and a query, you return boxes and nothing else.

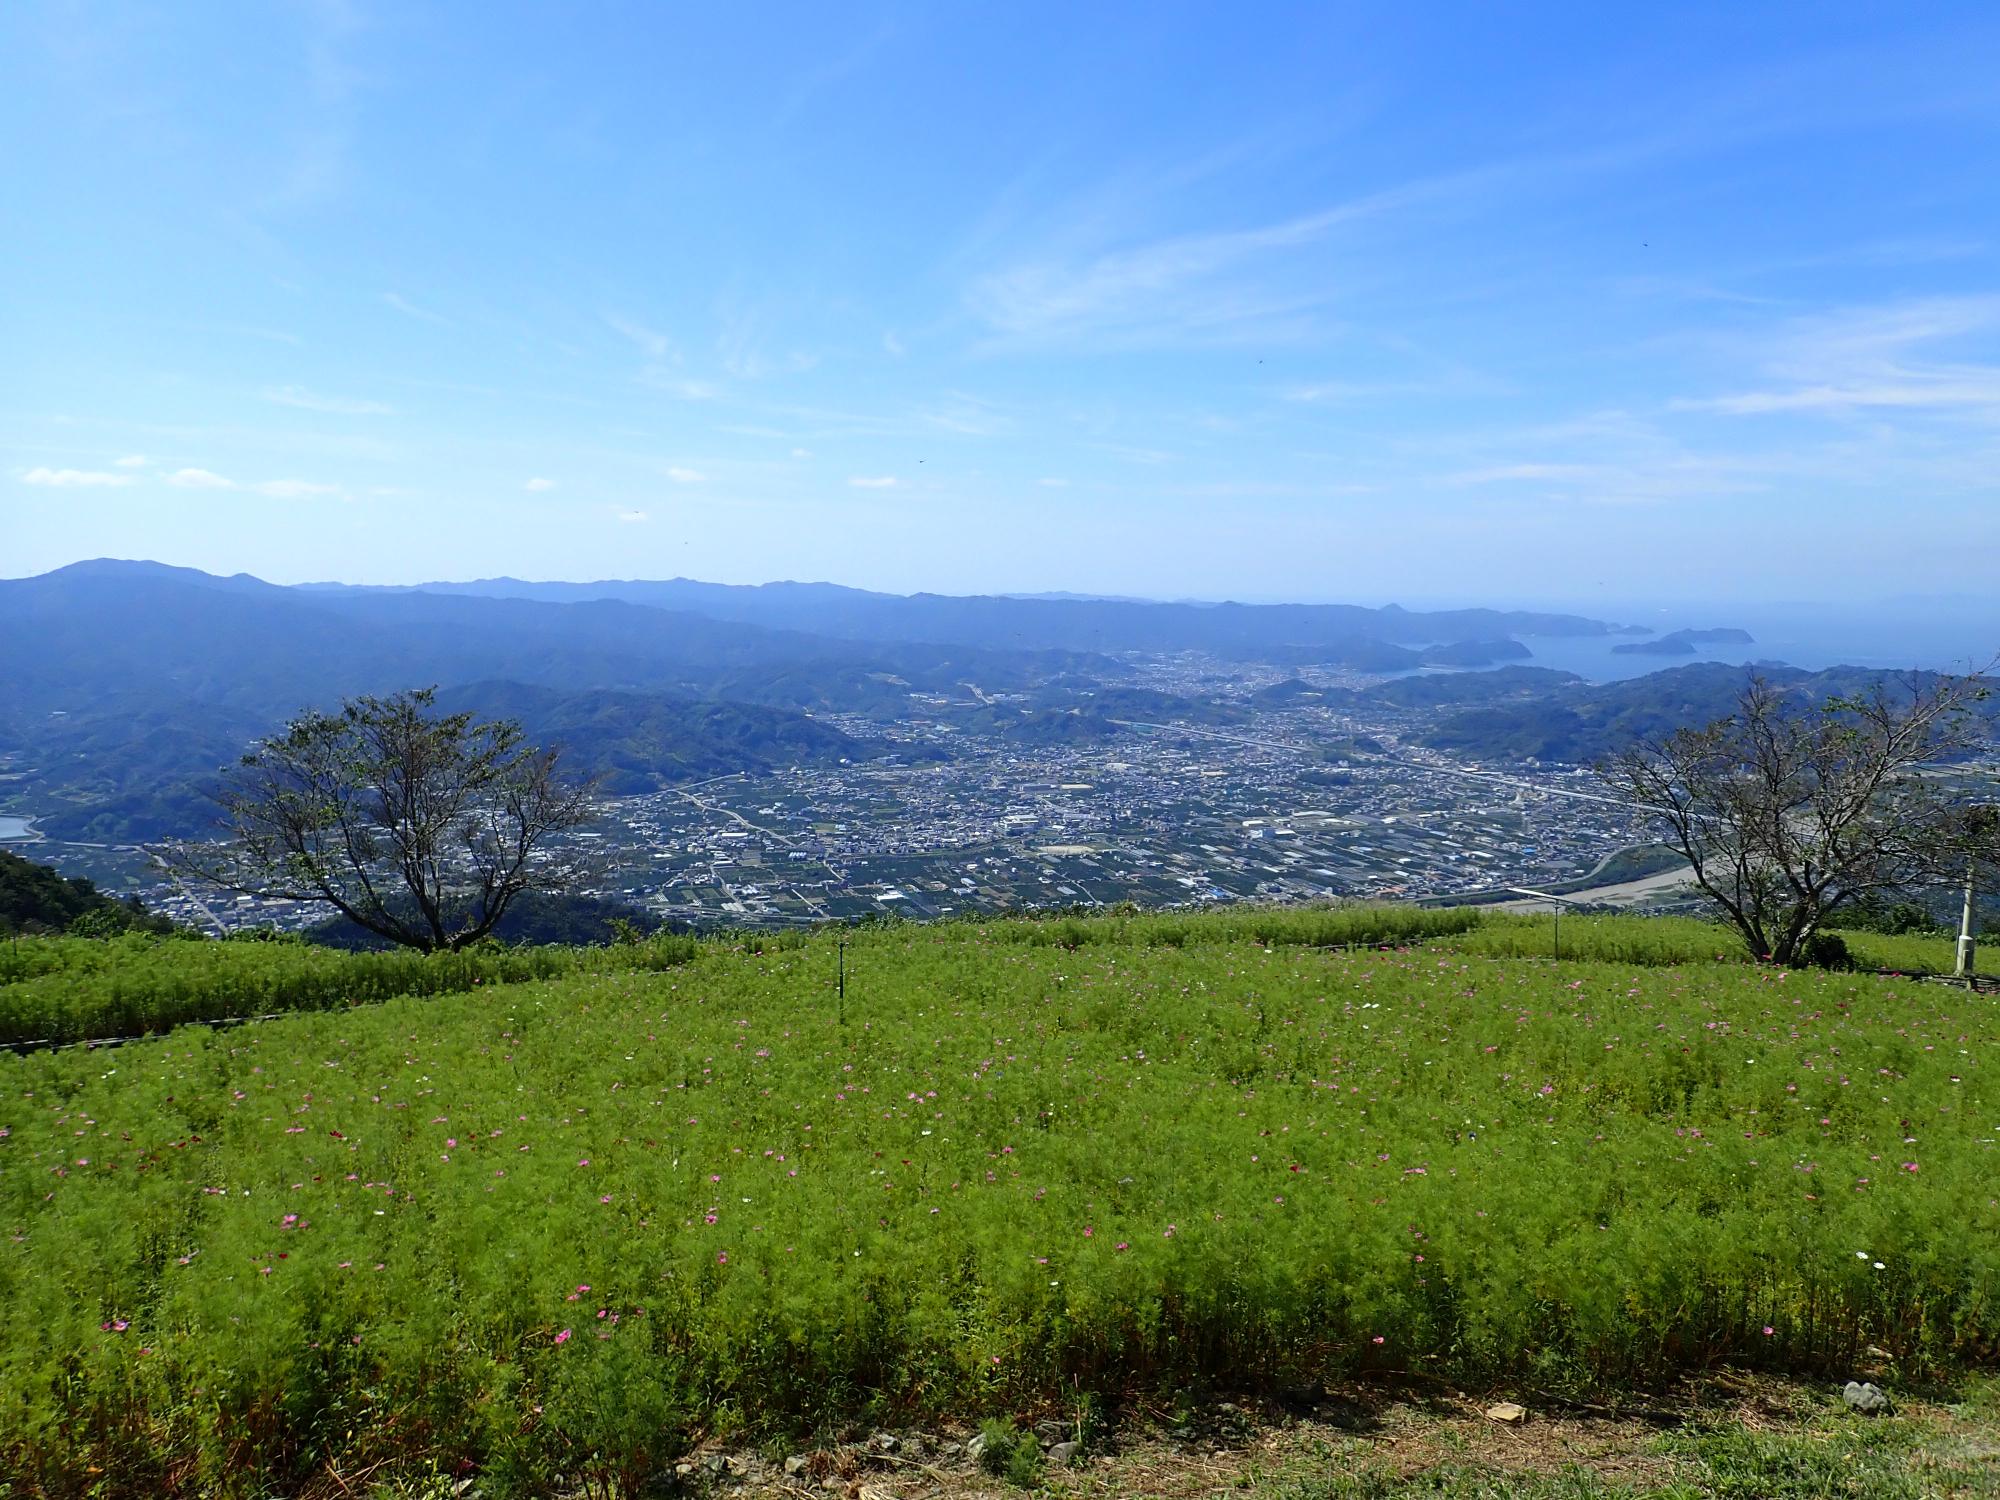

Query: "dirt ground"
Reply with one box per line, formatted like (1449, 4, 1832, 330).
(700, 1373, 2000, 1500)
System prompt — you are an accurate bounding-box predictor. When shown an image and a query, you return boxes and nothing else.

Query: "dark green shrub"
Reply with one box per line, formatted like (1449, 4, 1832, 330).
(977, 1418, 1042, 1487)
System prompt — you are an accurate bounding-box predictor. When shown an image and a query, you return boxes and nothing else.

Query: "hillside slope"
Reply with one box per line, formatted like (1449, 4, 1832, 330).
(2, 908, 1988, 1495)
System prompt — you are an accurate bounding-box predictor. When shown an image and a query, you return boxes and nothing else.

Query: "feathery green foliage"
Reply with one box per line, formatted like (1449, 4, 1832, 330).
(0, 904, 1973, 1050)
(3, 916, 1997, 1495)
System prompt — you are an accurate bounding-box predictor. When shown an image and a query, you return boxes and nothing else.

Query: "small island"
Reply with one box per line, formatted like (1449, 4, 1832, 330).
(1612, 627, 1755, 657)
(1422, 638, 1534, 667)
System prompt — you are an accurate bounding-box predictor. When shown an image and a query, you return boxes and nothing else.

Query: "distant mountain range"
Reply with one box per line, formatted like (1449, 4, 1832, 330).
(2, 560, 1010, 841)
(0, 559, 1787, 843)
(296, 567, 1647, 659)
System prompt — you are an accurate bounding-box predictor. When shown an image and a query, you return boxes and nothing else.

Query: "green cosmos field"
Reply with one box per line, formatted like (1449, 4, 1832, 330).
(1, 908, 1993, 1496)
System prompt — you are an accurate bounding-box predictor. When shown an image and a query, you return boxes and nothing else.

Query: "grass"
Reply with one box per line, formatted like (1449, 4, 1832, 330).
(2, 904, 1980, 1051)
(0, 929, 702, 1045)
(1438, 913, 1967, 976)
(5, 914, 2000, 1496)
(1249, 1378, 2000, 1499)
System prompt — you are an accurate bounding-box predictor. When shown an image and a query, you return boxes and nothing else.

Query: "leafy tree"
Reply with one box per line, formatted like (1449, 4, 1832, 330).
(1601, 670, 1992, 966)
(165, 688, 596, 952)
(0, 848, 174, 936)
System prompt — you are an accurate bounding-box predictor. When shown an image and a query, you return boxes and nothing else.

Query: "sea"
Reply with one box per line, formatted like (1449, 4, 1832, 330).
(1508, 600, 2000, 685)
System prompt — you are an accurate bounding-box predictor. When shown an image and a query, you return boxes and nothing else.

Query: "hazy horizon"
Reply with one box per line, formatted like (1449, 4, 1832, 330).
(14, 553, 1996, 681)
(11, 551, 1996, 617)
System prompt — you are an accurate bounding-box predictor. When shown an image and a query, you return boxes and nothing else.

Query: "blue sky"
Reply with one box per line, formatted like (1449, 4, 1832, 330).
(6, 2, 2000, 607)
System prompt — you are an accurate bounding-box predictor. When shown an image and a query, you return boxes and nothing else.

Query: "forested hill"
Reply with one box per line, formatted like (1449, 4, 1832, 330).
(22, 682, 902, 844)
(0, 561, 1023, 844)
(431, 682, 905, 794)
(0, 848, 173, 935)
(1418, 662, 1998, 764)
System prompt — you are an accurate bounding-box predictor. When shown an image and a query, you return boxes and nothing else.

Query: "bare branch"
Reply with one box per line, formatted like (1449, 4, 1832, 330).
(154, 688, 599, 952)
(1598, 665, 1995, 965)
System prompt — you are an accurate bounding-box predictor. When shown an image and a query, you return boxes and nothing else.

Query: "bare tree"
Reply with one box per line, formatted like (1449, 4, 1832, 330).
(1601, 670, 1991, 966)
(164, 688, 596, 951)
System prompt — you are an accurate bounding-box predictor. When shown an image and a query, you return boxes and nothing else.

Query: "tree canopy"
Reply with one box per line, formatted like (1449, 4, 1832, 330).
(1601, 670, 1993, 966)
(166, 688, 596, 952)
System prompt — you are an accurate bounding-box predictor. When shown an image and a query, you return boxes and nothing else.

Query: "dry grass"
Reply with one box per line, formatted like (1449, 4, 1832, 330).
(676, 1373, 2000, 1500)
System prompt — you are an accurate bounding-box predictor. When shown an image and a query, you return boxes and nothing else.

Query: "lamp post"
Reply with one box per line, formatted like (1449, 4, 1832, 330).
(1952, 802, 1998, 984)
(1957, 861, 1977, 980)
(1507, 887, 1592, 962)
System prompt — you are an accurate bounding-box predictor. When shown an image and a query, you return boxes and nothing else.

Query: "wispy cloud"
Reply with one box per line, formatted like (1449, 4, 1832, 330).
(164, 468, 236, 489)
(1685, 379, 2000, 415)
(605, 313, 673, 360)
(1427, 416, 1777, 506)
(1443, 456, 1766, 505)
(264, 385, 395, 415)
(963, 166, 1498, 350)
(923, 391, 1011, 436)
(251, 478, 340, 499)
(639, 370, 717, 400)
(1448, 463, 1606, 485)
(848, 475, 898, 489)
(524, 477, 555, 492)
(163, 467, 338, 499)
(1284, 368, 1511, 404)
(20, 466, 134, 488)
(666, 466, 705, 484)
(248, 0, 370, 211)
(616, 508, 649, 523)
(771, 21, 896, 130)
(716, 299, 816, 380)
(1089, 443, 1177, 466)
(1677, 295, 2000, 417)
(114, 454, 148, 468)
(382, 291, 451, 325)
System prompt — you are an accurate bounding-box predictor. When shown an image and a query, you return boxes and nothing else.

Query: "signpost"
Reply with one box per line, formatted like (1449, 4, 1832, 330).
(1952, 801, 1997, 984)
(1506, 887, 1591, 962)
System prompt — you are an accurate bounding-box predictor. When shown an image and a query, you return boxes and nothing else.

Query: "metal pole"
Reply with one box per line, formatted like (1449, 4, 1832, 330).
(1957, 859, 1977, 980)
(837, 937, 846, 1023)
(1554, 907, 1560, 963)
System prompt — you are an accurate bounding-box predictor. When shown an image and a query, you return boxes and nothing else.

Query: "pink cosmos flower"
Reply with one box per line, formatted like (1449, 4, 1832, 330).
(555, 1329, 571, 1344)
